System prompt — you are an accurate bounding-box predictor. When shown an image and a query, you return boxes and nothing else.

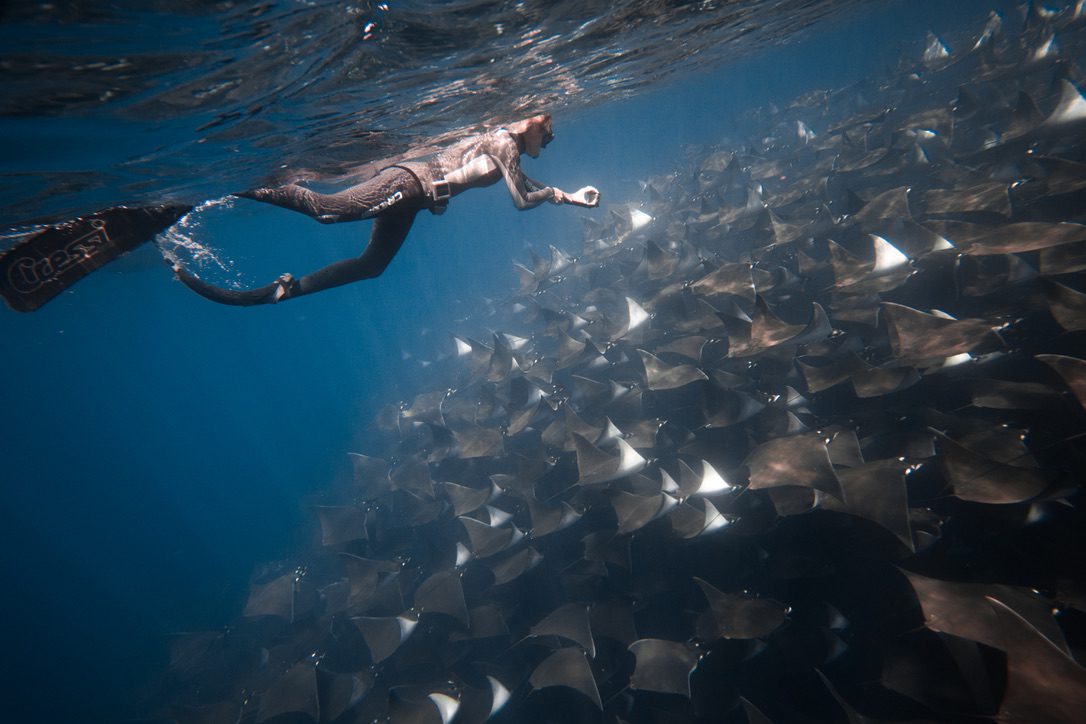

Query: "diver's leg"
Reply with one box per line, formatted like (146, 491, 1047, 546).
(234, 185, 346, 222)
(173, 267, 289, 306)
(291, 209, 419, 295)
(174, 208, 420, 306)
(237, 168, 416, 224)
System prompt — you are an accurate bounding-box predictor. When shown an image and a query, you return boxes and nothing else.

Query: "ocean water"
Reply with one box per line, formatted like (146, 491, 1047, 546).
(1, 1, 1081, 722)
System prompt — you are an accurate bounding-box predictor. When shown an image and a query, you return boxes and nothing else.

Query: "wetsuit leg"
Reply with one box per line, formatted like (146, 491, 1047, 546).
(291, 208, 419, 295)
(175, 169, 426, 306)
(175, 204, 423, 306)
(174, 269, 290, 306)
(237, 168, 416, 223)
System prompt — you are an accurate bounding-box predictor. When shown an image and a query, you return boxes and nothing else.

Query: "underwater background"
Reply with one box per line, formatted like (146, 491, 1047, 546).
(1, 1, 1078, 722)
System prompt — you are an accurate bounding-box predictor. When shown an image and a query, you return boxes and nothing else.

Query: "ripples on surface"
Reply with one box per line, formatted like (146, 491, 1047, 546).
(0, 0, 863, 228)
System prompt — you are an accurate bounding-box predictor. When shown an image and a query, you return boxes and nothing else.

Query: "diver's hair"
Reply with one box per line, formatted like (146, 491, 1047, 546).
(507, 113, 552, 136)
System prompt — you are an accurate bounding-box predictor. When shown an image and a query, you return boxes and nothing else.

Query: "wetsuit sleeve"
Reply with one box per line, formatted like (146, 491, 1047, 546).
(489, 141, 556, 210)
(524, 175, 548, 193)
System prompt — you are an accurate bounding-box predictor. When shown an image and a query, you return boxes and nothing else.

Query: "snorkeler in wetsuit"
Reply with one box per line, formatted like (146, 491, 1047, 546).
(174, 113, 600, 306)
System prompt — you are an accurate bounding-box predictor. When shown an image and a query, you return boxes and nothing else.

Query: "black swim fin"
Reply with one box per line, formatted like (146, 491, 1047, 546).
(0, 204, 192, 312)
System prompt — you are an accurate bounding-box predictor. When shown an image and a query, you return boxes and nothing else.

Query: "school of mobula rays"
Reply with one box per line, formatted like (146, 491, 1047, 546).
(153, 7, 1086, 724)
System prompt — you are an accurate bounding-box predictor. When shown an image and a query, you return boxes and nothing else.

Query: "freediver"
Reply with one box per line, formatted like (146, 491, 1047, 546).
(0, 114, 599, 312)
(174, 113, 601, 306)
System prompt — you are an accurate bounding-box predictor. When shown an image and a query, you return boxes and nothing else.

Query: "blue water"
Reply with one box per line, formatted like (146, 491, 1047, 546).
(0, 1, 1032, 721)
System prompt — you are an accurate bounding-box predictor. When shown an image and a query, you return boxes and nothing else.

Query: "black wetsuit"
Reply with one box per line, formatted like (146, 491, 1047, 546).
(177, 129, 558, 306)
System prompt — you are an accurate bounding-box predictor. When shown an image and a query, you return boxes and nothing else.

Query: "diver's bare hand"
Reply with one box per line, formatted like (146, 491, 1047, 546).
(569, 186, 600, 208)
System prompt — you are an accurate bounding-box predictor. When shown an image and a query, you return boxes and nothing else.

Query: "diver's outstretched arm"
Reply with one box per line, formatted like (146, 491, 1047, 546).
(486, 152, 556, 210)
(173, 210, 417, 306)
(488, 153, 600, 210)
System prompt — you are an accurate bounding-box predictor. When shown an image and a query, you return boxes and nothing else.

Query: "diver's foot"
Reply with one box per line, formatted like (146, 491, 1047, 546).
(272, 273, 297, 303)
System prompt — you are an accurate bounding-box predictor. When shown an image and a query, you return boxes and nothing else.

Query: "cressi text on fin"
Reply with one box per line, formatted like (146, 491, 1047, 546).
(0, 203, 191, 312)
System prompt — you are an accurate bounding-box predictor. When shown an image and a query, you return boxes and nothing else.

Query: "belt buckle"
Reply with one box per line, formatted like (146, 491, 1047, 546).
(432, 178, 451, 203)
